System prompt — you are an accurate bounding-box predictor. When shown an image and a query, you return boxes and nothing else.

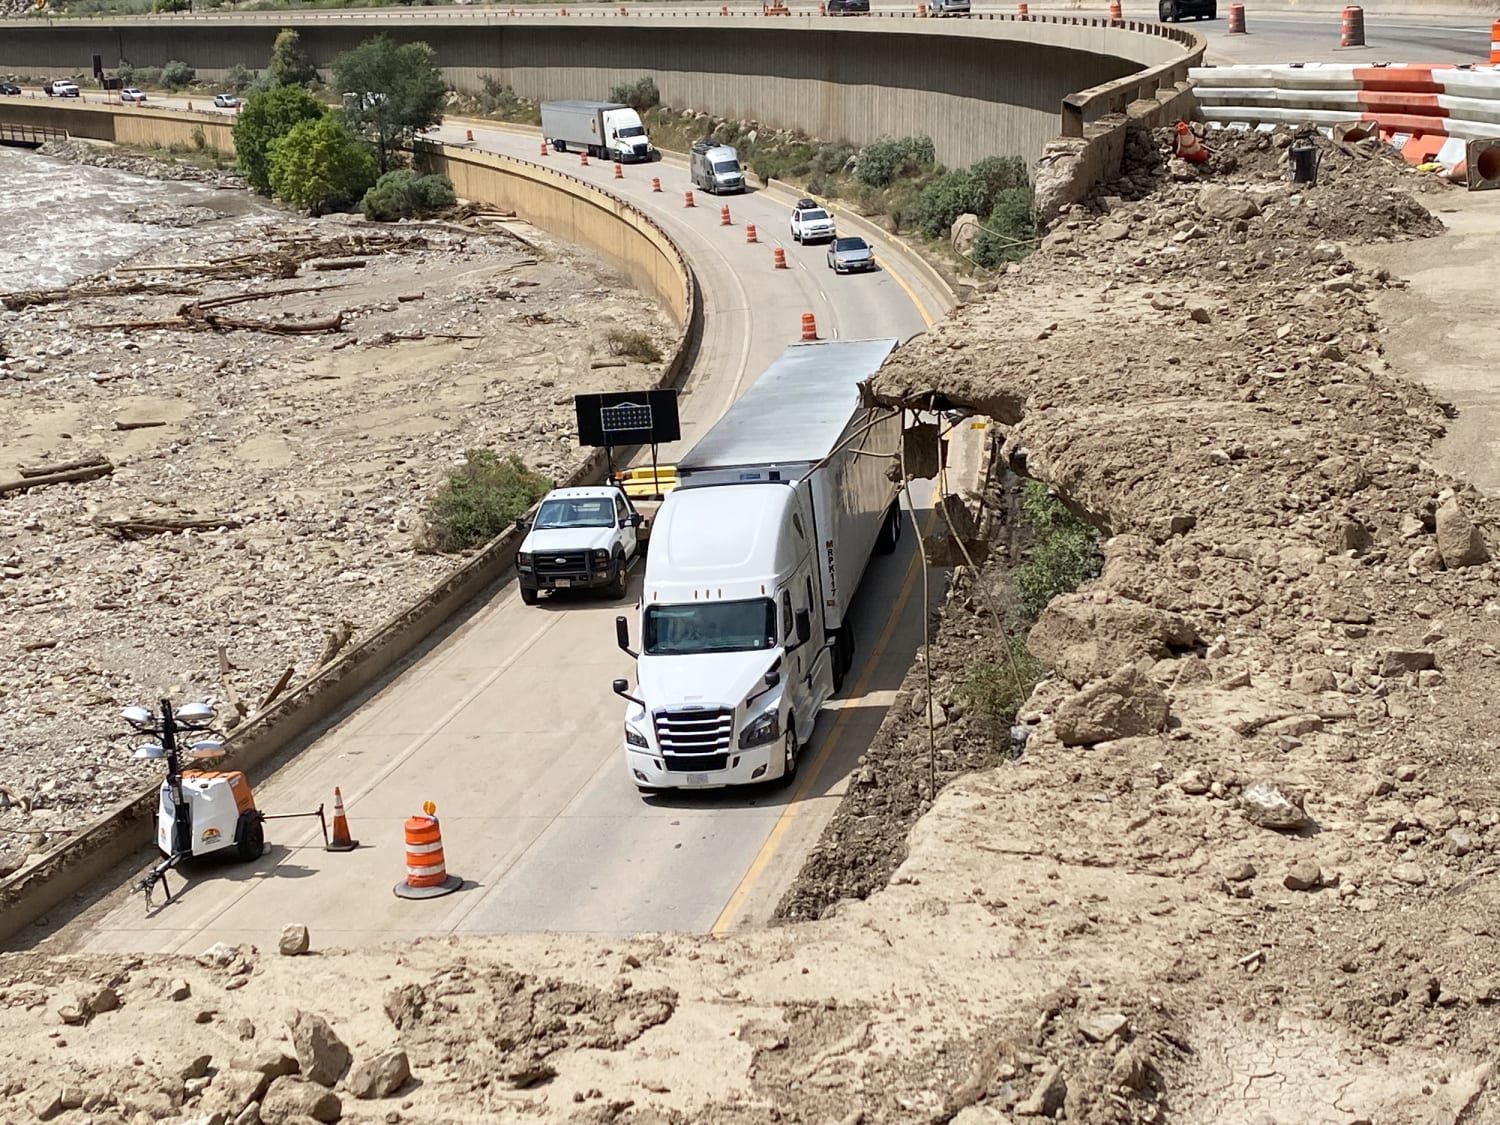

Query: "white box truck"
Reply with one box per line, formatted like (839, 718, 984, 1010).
(612, 338, 904, 793)
(541, 100, 655, 163)
(690, 140, 746, 194)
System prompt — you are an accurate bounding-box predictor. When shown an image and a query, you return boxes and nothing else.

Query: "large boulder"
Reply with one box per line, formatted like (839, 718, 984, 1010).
(259, 1076, 341, 1125)
(1435, 496, 1490, 568)
(347, 1048, 411, 1100)
(1053, 665, 1170, 747)
(288, 1011, 350, 1088)
(951, 213, 981, 256)
(199, 1070, 273, 1119)
(1029, 593, 1197, 686)
(1196, 184, 1260, 221)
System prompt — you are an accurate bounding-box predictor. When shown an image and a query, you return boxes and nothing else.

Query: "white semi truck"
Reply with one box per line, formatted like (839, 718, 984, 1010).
(541, 100, 655, 163)
(612, 338, 904, 792)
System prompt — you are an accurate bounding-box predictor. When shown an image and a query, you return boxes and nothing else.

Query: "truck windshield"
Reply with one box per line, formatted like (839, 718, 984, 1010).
(643, 599, 777, 655)
(713, 160, 741, 174)
(617, 125, 646, 138)
(533, 497, 615, 529)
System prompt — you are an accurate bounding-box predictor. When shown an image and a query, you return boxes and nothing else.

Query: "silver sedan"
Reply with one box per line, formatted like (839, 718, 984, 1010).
(826, 236, 875, 274)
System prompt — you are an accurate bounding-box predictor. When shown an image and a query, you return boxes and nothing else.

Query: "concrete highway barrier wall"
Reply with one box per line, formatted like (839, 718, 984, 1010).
(0, 97, 237, 151)
(0, 124, 695, 948)
(0, 10, 1203, 169)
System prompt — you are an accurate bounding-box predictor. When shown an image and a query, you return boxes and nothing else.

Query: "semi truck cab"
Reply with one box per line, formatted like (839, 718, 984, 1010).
(616, 483, 831, 791)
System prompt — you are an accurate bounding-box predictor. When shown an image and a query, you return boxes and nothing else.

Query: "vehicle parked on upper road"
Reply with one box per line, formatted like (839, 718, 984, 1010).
(0, 82, 21, 96)
(120, 88, 147, 104)
(515, 484, 643, 605)
(541, 100, 655, 163)
(1159, 0, 1216, 19)
(790, 198, 836, 244)
(827, 236, 875, 274)
(929, 0, 971, 12)
(613, 338, 905, 793)
(690, 141, 746, 195)
(213, 93, 241, 109)
(826, 0, 871, 13)
(44, 80, 80, 98)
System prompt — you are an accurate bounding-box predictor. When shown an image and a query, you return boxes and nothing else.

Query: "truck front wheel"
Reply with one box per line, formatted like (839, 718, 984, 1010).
(606, 552, 628, 599)
(774, 721, 798, 788)
(520, 585, 539, 606)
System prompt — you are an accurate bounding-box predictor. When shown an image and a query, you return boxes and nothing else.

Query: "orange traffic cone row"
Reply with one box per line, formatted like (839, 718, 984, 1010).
(1174, 121, 1209, 164)
(801, 312, 818, 341)
(773, 247, 788, 269)
(326, 786, 359, 852)
(393, 801, 462, 899)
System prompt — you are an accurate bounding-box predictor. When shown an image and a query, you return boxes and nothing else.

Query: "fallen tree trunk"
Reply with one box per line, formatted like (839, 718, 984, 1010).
(113, 419, 168, 432)
(309, 260, 366, 271)
(217, 645, 248, 719)
(259, 666, 296, 712)
(315, 620, 354, 670)
(0, 462, 114, 496)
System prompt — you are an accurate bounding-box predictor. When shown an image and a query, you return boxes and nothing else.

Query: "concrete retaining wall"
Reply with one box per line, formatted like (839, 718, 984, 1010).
(0, 98, 237, 151)
(0, 132, 695, 949)
(1, 12, 1201, 167)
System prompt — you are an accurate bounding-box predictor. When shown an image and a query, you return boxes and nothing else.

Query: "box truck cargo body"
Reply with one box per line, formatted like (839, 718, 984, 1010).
(613, 338, 904, 792)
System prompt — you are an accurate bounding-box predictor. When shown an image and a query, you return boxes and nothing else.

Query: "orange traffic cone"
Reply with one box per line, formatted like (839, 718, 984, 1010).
(651, 176, 661, 192)
(720, 204, 732, 226)
(773, 247, 788, 269)
(540, 140, 548, 156)
(326, 786, 359, 852)
(614, 161, 623, 179)
(685, 190, 695, 208)
(393, 801, 462, 899)
(466, 128, 474, 142)
(580, 151, 590, 166)
(1174, 121, 1209, 164)
(801, 312, 818, 341)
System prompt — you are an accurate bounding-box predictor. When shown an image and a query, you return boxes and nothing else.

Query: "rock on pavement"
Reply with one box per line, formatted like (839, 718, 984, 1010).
(279, 924, 310, 957)
(1053, 665, 1170, 747)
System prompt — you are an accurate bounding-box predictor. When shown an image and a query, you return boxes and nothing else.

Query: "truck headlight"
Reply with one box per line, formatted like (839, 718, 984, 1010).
(625, 726, 648, 749)
(739, 708, 780, 749)
(592, 549, 611, 568)
(517, 552, 533, 570)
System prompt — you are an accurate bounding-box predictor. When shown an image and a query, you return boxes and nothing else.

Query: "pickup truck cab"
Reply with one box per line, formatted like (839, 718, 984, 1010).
(44, 80, 81, 98)
(515, 484, 642, 605)
(790, 198, 836, 244)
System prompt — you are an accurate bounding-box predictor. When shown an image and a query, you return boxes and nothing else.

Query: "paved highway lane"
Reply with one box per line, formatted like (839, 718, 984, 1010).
(63, 117, 960, 951)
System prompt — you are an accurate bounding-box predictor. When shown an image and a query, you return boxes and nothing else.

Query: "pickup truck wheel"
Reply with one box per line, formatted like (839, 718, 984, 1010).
(774, 722, 798, 788)
(607, 553, 628, 599)
(520, 586, 539, 606)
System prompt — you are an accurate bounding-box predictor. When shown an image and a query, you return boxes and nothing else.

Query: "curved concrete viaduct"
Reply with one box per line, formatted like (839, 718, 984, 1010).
(1, 9, 1202, 166)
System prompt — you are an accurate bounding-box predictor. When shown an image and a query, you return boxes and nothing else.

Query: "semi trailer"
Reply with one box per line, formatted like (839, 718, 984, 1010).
(541, 100, 655, 163)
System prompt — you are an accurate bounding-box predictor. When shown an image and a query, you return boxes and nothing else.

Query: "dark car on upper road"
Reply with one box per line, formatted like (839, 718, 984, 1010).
(1159, 0, 1216, 20)
(826, 0, 871, 13)
(0, 82, 21, 96)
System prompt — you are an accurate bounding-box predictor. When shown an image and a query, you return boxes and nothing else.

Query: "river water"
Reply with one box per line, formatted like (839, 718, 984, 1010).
(0, 145, 268, 291)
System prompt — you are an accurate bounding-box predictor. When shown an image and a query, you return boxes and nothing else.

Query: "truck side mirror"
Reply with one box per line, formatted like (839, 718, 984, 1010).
(795, 609, 811, 645)
(612, 678, 645, 707)
(764, 670, 781, 689)
(616, 615, 637, 658)
(514, 517, 530, 532)
(630, 512, 643, 527)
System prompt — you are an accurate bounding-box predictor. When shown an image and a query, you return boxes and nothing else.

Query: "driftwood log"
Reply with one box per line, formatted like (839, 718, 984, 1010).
(0, 461, 114, 496)
(315, 620, 355, 670)
(217, 645, 249, 719)
(18, 454, 109, 478)
(259, 666, 296, 712)
(97, 515, 243, 540)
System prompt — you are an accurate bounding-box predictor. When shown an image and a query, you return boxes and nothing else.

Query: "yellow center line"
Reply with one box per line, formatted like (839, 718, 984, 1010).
(708, 504, 939, 935)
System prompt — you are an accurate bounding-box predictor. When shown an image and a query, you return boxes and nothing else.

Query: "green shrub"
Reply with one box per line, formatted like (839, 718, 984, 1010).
(970, 186, 1036, 268)
(607, 76, 659, 111)
(426, 450, 552, 552)
(161, 59, 195, 89)
(224, 63, 259, 93)
(913, 154, 1030, 239)
(957, 635, 1043, 737)
(1013, 481, 1100, 622)
(119, 64, 162, 90)
(604, 327, 661, 364)
(359, 169, 456, 220)
(854, 134, 935, 188)
(266, 114, 376, 213)
(152, 0, 190, 11)
(476, 76, 538, 122)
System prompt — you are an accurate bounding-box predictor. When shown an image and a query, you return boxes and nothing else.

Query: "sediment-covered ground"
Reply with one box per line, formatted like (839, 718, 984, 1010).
(0, 163, 674, 875)
(5, 125, 1500, 1124)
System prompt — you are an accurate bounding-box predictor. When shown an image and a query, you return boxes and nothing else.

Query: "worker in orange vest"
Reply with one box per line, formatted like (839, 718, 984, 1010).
(1175, 121, 1210, 164)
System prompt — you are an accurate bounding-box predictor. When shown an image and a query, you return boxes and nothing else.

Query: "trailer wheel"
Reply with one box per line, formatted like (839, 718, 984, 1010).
(234, 811, 265, 862)
(875, 503, 902, 555)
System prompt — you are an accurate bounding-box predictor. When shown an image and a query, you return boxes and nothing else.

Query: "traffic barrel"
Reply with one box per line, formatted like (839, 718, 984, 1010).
(392, 801, 461, 899)
(580, 151, 590, 166)
(540, 140, 548, 156)
(466, 128, 474, 142)
(773, 248, 788, 269)
(720, 204, 732, 226)
(721, 3, 728, 11)
(186, 101, 193, 111)
(619, 4, 627, 11)
(800, 313, 818, 341)
(1227, 2, 1245, 32)
(1108, 0, 1121, 20)
(918, 2, 927, 14)
(746, 224, 758, 243)
(1491, 18, 1499, 64)
(651, 176, 661, 192)
(685, 190, 695, 207)
(614, 161, 623, 179)
(1017, 1, 1028, 16)
(1340, 5, 1364, 47)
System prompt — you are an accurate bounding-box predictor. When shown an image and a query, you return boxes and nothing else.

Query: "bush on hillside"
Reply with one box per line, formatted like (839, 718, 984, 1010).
(854, 134, 935, 189)
(359, 169, 456, 220)
(425, 450, 553, 553)
(608, 75, 659, 111)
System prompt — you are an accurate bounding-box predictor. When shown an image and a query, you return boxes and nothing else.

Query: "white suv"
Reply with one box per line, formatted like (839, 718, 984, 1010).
(790, 198, 836, 244)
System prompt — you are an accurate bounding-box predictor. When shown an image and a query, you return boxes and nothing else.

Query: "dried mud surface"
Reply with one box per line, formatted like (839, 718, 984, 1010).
(5, 125, 1500, 1125)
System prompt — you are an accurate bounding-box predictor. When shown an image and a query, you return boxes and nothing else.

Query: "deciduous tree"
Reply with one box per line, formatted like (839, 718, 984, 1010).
(332, 35, 445, 174)
(232, 84, 325, 195)
(267, 115, 376, 215)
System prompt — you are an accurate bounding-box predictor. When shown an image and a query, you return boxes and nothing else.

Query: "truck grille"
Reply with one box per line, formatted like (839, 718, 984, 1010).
(653, 707, 733, 762)
(533, 550, 589, 578)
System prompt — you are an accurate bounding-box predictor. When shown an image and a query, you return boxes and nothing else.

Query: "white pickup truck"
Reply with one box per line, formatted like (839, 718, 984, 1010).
(44, 80, 81, 98)
(514, 484, 643, 605)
